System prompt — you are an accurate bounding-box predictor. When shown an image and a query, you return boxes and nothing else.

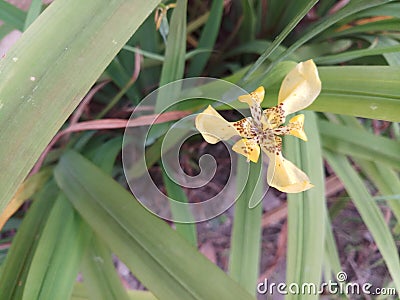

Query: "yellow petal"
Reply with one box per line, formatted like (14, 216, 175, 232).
(278, 60, 321, 116)
(288, 114, 307, 141)
(267, 153, 313, 193)
(238, 86, 265, 103)
(238, 86, 265, 126)
(232, 138, 260, 163)
(232, 117, 256, 139)
(260, 142, 313, 193)
(195, 105, 239, 144)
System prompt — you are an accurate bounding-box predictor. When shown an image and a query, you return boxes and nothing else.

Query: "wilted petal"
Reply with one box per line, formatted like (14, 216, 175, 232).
(232, 138, 260, 163)
(195, 105, 239, 144)
(238, 86, 265, 127)
(278, 60, 321, 116)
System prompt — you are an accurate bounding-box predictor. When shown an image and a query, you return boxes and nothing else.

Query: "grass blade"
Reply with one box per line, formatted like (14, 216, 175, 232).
(23, 0, 42, 30)
(159, 0, 187, 87)
(285, 111, 326, 300)
(0, 0, 25, 31)
(0, 168, 51, 230)
(229, 65, 400, 122)
(250, 0, 395, 78)
(324, 150, 400, 293)
(314, 44, 400, 65)
(156, 0, 198, 243)
(0, 181, 57, 299)
(161, 165, 198, 246)
(229, 158, 263, 295)
(187, 0, 223, 76)
(0, 0, 160, 214)
(243, 0, 318, 80)
(54, 150, 254, 300)
(81, 235, 130, 300)
(319, 120, 400, 169)
(324, 213, 344, 280)
(22, 194, 91, 300)
(72, 283, 157, 300)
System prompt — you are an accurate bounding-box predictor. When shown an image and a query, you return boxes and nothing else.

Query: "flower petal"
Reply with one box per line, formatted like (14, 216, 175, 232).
(288, 114, 307, 141)
(195, 105, 239, 144)
(260, 139, 313, 193)
(232, 138, 260, 163)
(238, 86, 265, 127)
(233, 117, 256, 139)
(278, 59, 321, 116)
(267, 152, 313, 193)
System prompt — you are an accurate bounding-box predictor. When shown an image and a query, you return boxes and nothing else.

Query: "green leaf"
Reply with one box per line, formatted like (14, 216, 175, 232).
(0, 0, 26, 31)
(159, 0, 187, 87)
(243, 0, 318, 80)
(324, 150, 400, 293)
(22, 194, 91, 300)
(72, 283, 157, 300)
(319, 120, 400, 169)
(326, 19, 400, 39)
(23, 0, 42, 30)
(91, 136, 123, 174)
(0, 181, 57, 300)
(323, 213, 344, 283)
(229, 158, 263, 295)
(250, 0, 395, 78)
(239, 0, 256, 43)
(161, 164, 198, 247)
(0, 0, 160, 214)
(54, 150, 254, 300)
(285, 111, 326, 300)
(187, 0, 223, 76)
(336, 115, 400, 226)
(155, 0, 198, 243)
(314, 44, 400, 65)
(81, 235, 130, 300)
(225, 64, 400, 122)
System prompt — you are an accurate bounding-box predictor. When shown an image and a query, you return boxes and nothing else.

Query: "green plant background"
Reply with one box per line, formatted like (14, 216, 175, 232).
(0, 0, 400, 299)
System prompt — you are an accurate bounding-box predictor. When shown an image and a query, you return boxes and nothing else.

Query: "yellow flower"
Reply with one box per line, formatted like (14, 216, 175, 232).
(195, 60, 322, 193)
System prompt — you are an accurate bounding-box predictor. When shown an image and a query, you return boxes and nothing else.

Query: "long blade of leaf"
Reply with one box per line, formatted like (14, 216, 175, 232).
(81, 235, 130, 300)
(0, 168, 51, 230)
(229, 158, 263, 295)
(319, 120, 400, 169)
(285, 111, 326, 300)
(0, 181, 57, 299)
(324, 150, 400, 292)
(155, 0, 198, 243)
(0, 0, 160, 214)
(158, 0, 187, 87)
(22, 194, 91, 300)
(250, 0, 395, 78)
(23, 0, 42, 30)
(0, 0, 26, 31)
(72, 283, 157, 300)
(187, 0, 224, 76)
(54, 150, 254, 300)
(243, 0, 318, 80)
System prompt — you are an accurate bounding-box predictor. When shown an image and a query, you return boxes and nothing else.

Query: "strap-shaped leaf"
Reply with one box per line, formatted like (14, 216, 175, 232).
(0, 0, 160, 215)
(54, 150, 254, 300)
